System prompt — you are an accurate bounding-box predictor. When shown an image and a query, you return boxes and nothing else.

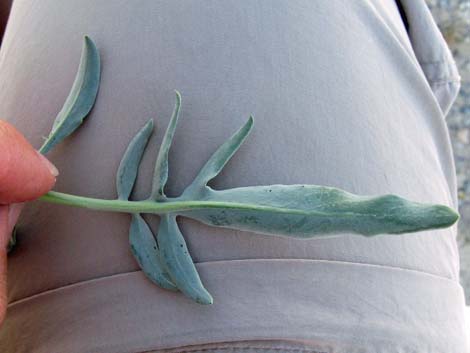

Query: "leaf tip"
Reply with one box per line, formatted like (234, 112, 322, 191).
(83, 35, 93, 47)
(83, 35, 100, 61)
(198, 290, 214, 305)
(174, 90, 182, 105)
(145, 118, 155, 131)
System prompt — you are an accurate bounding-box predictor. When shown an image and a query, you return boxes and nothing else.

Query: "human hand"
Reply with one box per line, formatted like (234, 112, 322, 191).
(0, 120, 58, 324)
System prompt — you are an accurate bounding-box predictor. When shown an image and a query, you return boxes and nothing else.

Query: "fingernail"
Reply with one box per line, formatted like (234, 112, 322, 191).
(36, 151, 59, 176)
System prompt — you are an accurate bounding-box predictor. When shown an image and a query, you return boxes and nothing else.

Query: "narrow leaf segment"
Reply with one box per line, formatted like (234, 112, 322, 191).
(150, 91, 181, 201)
(146, 92, 212, 303)
(40, 36, 101, 154)
(115, 119, 176, 291)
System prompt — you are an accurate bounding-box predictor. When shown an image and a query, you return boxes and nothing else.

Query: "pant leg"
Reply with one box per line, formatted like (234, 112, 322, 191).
(0, 0, 467, 352)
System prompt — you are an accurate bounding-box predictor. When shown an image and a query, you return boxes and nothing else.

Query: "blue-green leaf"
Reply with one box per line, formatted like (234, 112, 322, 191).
(116, 119, 176, 290)
(182, 116, 253, 198)
(129, 214, 178, 291)
(158, 213, 213, 304)
(40, 36, 101, 154)
(116, 119, 154, 200)
(147, 92, 213, 303)
(150, 91, 182, 201)
(179, 184, 460, 238)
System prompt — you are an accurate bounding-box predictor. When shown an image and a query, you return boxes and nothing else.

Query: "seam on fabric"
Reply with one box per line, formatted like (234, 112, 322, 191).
(417, 60, 460, 83)
(418, 59, 457, 66)
(138, 346, 328, 353)
(7, 257, 463, 308)
(429, 78, 461, 86)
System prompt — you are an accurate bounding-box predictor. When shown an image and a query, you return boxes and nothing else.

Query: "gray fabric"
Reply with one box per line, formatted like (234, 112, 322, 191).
(0, 0, 467, 352)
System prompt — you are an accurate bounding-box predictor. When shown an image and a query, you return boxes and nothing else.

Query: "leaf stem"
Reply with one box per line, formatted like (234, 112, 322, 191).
(38, 191, 189, 214)
(38, 191, 348, 217)
(37, 190, 312, 216)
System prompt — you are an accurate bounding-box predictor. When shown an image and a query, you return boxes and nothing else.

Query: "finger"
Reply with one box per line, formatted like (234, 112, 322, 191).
(0, 205, 8, 323)
(0, 244, 6, 324)
(0, 206, 9, 250)
(0, 120, 59, 204)
(7, 203, 24, 236)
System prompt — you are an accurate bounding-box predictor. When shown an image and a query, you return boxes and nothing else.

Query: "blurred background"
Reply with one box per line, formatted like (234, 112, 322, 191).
(426, 0, 470, 304)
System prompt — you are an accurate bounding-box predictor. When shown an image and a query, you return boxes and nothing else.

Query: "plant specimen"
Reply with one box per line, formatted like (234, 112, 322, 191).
(17, 36, 460, 304)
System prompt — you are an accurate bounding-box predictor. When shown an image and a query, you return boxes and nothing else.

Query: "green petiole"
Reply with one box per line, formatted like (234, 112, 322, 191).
(38, 190, 287, 214)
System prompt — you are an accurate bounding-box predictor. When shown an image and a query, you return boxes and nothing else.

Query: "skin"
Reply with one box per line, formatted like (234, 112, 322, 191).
(0, 120, 58, 325)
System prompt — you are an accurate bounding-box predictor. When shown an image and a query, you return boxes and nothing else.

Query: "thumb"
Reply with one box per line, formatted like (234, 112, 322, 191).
(0, 205, 9, 324)
(0, 120, 58, 204)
